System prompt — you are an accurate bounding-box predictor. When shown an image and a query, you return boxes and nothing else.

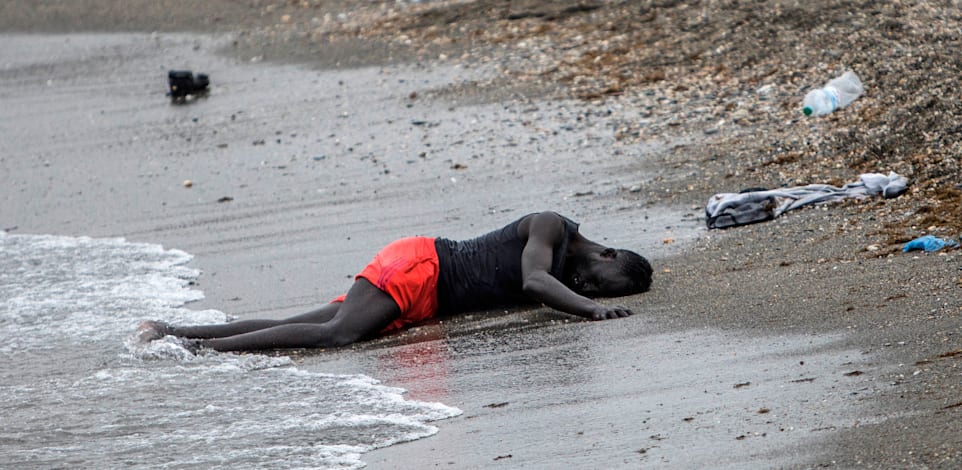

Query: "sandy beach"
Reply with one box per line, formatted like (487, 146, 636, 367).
(3, 1, 961, 468)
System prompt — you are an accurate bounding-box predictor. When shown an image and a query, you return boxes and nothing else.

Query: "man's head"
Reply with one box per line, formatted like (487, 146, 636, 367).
(563, 247, 652, 297)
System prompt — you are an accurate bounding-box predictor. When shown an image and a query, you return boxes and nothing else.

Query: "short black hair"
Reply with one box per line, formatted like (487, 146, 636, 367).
(618, 249, 652, 294)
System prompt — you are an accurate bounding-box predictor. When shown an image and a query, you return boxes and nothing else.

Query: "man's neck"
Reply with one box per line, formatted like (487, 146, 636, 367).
(566, 234, 602, 257)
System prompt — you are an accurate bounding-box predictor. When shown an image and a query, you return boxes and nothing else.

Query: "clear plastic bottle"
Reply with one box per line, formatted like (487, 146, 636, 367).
(802, 71, 864, 116)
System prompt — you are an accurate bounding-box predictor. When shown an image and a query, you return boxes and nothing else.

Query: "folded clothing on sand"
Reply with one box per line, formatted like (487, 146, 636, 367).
(706, 172, 909, 229)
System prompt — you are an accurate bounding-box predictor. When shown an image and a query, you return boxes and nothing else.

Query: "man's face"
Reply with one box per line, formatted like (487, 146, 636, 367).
(567, 253, 633, 297)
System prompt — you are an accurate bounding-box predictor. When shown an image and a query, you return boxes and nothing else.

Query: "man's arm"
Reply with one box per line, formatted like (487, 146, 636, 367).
(519, 212, 633, 320)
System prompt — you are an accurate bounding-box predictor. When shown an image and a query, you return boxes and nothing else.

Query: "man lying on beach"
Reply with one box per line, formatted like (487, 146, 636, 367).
(137, 211, 653, 351)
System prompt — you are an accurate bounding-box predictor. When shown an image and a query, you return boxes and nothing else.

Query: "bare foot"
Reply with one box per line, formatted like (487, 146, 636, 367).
(136, 320, 173, 343)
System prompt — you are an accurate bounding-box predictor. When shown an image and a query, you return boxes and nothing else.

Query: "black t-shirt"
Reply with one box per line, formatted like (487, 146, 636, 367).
(433, 213, 579, 315)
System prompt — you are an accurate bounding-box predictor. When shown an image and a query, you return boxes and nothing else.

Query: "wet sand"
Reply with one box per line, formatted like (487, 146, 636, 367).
(3, 2, 962, 468)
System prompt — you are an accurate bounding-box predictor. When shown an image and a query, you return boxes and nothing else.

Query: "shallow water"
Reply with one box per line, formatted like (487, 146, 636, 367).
(0, 232, 460, 469)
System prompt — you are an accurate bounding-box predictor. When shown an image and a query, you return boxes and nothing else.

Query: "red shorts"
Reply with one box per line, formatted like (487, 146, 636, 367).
(331, 236, 440, 333)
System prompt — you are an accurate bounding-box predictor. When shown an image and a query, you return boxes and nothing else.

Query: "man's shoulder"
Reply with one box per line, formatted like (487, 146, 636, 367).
(525, 211, 579, 226)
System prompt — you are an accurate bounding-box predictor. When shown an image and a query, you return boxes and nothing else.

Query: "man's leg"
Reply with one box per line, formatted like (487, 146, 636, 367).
(137, 303, 343, 342)
(178, 303, 342, 338)
(199, 278, 400, 351)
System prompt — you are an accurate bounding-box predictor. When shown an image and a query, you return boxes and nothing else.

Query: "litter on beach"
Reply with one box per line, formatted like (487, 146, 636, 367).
(903, 235, 960, 253)
(705, 172, 909, 229)
(167, 69, 210, 100)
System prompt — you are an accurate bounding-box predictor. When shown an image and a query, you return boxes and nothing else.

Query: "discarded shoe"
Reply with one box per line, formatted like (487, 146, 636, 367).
(168, 70, 210, 99)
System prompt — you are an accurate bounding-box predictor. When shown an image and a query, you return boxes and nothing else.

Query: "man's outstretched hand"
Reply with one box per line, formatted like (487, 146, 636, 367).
(590, 304, 634, 320)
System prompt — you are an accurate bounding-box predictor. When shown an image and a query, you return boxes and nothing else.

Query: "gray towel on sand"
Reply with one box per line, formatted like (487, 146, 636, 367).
(706, 172, 909, 229)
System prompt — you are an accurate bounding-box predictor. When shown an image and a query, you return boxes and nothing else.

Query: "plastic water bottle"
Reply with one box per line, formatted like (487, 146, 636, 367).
(802, 71, 864, 116)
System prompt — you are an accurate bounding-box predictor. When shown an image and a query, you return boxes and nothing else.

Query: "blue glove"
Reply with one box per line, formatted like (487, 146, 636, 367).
(903, 235, 960, 253)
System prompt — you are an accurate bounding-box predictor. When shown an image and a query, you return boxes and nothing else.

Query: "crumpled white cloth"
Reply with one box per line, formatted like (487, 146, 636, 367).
(705, 172, 909, 229)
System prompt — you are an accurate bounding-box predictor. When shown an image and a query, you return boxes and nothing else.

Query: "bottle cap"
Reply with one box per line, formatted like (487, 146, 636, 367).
(802, 106, 813, 116)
